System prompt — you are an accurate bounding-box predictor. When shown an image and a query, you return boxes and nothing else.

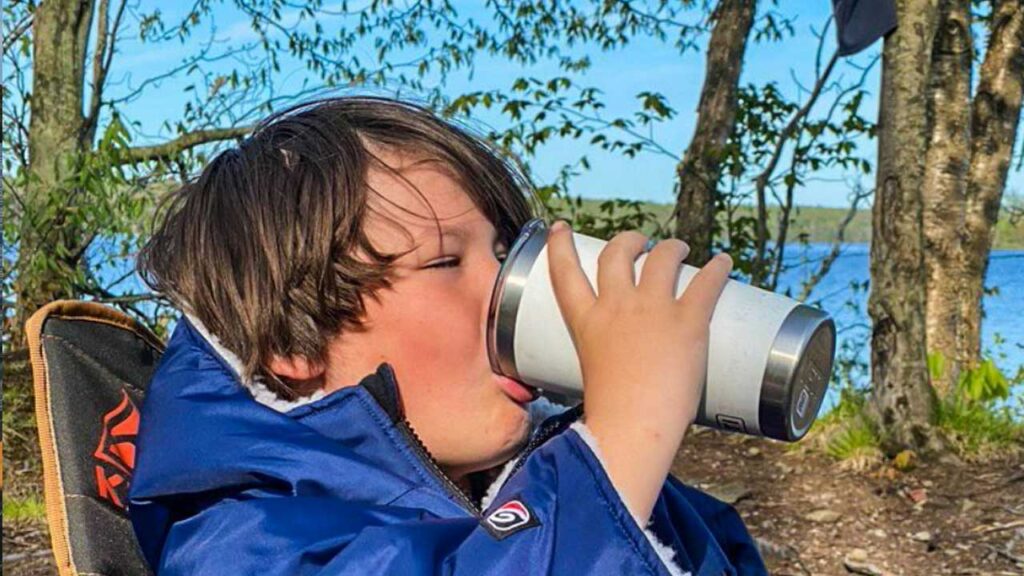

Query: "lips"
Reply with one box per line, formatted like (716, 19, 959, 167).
(496, 374, 540, 404)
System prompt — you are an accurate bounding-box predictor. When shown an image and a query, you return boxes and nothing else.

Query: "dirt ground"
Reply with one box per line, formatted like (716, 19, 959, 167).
(671, 428, 1024, 576)
(4, 347, 1023, 575)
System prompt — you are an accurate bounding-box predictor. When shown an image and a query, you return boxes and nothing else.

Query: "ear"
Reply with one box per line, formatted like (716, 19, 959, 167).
(267, 354, 325, 382)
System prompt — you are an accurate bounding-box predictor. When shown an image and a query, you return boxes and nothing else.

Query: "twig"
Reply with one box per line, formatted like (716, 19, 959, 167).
(951, 473, 1024, 499)
(972, 519, 1024, 535)
(798, 183, 872, 301)
(2, 550, 53, 563)
(981, 543, 1024, 565)
(1, 11, 33, 53)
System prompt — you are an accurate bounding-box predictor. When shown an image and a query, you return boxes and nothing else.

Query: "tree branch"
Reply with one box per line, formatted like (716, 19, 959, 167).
(2, 11, 32, 54)
(753, 57, 839, 189)
(117, 126, 253, 164)
(88, 0, 110, 134)
(965, 0, 1023, 239)
(798, 184, 872, 301)
(85, 0, 127, 142)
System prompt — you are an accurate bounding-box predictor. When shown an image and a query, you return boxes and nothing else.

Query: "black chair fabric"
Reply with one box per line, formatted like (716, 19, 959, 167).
(28, 302, 163, 576)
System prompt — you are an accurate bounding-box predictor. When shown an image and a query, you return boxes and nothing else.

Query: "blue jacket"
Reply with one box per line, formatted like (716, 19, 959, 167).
(128, 317, 768, 575)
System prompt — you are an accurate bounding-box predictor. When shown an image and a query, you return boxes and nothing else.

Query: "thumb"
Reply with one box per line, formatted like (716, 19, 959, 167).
(546, 221, 596, 337)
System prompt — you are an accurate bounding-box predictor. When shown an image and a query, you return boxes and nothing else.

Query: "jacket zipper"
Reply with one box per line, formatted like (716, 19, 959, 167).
(395, 400, 583, 517)
(397, 417, 482, 517)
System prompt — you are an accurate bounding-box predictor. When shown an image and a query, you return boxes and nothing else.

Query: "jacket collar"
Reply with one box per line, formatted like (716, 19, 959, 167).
(179, 310, 567, 429)
(131, 314, 569, 511)
(181, 310, 327, 412)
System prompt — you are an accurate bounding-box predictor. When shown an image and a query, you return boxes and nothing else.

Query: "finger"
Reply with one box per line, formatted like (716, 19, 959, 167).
(596, 231, 648, 297)
(637, 239, 690, 298)
(676, 253, 733, 324)
(547, 220, 596, 331)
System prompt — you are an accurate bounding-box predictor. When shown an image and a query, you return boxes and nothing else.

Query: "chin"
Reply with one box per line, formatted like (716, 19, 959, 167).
(462, 415, 532, 475)
(498, 409, 532, 459)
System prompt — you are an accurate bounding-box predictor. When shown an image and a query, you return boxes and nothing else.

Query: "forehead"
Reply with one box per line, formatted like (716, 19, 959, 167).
(363, 149, 490, 252)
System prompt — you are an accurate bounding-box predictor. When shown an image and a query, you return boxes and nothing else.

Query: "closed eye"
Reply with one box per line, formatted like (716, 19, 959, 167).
(425, 252, 508, 270)
(426, 258, 460, 269)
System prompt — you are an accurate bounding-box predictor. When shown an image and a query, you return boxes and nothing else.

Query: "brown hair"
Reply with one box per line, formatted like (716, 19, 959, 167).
(137, 96, 538, 399)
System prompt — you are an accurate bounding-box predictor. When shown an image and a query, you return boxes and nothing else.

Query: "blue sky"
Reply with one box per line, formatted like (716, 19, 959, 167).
(105, 1, 894, 208)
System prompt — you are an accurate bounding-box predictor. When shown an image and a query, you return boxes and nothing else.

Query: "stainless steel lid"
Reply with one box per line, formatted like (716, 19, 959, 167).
(487, 218, 548, 380)
(757, 305, 836, 441)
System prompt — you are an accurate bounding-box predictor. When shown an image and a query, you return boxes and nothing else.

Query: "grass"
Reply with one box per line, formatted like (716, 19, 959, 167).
(3, 348, 47, 525)
(3, 495, 46, 522)
(802, 388, 885, 470)
(804, 368, 1024, 467)
(936, 397, 1024, 461)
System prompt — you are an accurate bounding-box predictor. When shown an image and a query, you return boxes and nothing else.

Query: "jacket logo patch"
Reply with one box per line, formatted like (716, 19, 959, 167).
(483, 497, 540, 540)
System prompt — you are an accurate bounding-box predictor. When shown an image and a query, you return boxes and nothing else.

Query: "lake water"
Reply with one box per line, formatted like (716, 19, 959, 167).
(10, 240, 1021, 413)
(774, 244, 1023, 412)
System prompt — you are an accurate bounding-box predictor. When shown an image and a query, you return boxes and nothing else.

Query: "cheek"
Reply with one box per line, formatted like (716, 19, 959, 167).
(394, 285, 480, 355)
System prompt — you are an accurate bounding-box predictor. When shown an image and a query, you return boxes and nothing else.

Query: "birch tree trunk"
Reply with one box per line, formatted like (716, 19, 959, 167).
(869, 0, 944, 454)
(921, 0, 972, 395)
(959, 0, 1023, 372)
(673, 0, 756, 266)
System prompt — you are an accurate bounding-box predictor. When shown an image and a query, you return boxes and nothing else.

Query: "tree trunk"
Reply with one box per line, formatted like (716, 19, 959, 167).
(959, 0, 1023, 372)
(673, 0, 756, 266)
(869, 0, 944, 454)
(922, 0, 972, 396)
(11, 0, 94, 347)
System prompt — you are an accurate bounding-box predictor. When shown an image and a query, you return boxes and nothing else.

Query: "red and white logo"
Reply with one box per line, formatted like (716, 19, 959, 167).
(486, 500, 532, 532)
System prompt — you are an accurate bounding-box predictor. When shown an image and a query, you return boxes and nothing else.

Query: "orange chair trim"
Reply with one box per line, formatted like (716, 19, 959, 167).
(25, 300, 164, 576)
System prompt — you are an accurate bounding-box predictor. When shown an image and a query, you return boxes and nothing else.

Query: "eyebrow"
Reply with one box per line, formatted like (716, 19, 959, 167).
(415, 223, 502, 245)
(440, 226, 470, 239)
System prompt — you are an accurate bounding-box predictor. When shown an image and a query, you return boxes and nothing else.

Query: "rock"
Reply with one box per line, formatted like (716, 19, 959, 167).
(870, 529, 887, 539)
(961, 499, 976, 513)
(746, 447, 761, 457)
(707, 482, 753, 505)
(910, 531, 932, 543)
(843, 549, 892, 576)
(805, 509, 842, 524)
(907, 487, 928, 504)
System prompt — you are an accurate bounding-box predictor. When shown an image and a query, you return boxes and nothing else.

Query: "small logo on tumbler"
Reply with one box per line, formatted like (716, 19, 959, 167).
(796, 387, 811, 419)
(483, 498, 540, 540)
(716, 414, 747, 433)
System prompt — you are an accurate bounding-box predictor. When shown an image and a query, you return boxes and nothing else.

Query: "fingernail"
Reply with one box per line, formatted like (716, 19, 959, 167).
(550, 220, 567, 232)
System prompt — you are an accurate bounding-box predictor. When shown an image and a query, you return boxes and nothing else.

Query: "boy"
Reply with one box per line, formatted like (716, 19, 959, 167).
(130, 96, 767, 575)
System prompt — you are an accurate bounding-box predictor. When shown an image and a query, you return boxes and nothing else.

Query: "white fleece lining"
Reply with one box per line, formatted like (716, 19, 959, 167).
(569, 422, 691, 576)
(183, 311, 325, 412)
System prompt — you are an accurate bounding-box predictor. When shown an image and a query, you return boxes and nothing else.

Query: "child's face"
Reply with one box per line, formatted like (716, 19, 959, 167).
(321, 149, 534, 480)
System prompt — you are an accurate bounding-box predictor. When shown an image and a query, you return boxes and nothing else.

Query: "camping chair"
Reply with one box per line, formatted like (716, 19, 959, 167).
(26, 300, 164, 576)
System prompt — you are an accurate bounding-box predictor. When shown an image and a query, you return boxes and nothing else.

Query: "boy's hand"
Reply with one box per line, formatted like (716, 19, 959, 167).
(546, 220, 732, 525)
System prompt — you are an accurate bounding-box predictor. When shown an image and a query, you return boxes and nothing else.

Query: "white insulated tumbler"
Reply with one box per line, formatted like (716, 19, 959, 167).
(487, 218, 836, 441)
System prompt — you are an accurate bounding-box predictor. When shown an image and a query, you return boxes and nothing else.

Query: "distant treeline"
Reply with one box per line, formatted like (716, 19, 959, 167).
(561, 198, 1024, 250)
